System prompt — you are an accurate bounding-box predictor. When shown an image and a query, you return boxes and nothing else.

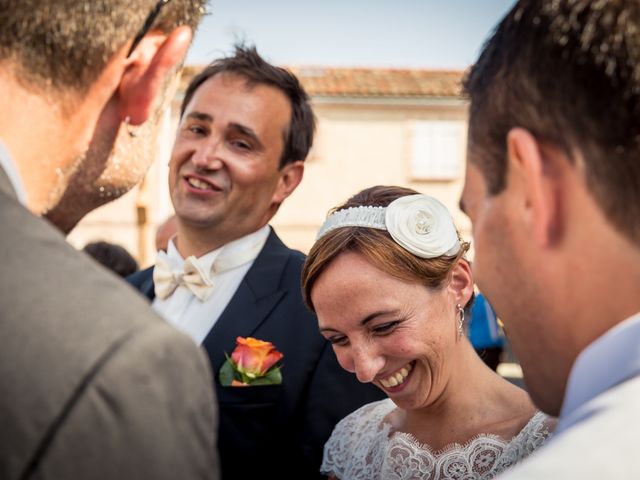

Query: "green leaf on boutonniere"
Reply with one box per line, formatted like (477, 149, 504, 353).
(249, 366, 282, 386)
(218, 357, 237, 386)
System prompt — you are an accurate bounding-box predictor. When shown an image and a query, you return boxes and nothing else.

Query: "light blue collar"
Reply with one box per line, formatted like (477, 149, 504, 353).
(0, 141, 28, 205)
(558, 312, 640, 433)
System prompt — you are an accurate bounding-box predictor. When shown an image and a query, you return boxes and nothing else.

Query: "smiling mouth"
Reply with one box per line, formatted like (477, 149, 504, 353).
(379, 361, 414, 389)
(184, 176, 220, 192)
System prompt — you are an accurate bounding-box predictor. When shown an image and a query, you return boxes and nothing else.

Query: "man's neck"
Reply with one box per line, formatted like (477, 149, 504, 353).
(174, 232, 223, 259)
(173, 223, 268, 259)
(0, 67, 83, 214)
(0, 62, 112, 215)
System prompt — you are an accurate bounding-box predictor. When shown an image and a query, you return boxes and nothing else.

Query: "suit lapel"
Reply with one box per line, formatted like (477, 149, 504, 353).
(201, 229, 290, 370)
(137, 267, 156, 300)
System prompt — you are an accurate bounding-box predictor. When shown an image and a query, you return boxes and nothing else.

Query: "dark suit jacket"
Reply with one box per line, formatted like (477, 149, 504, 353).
(0, 166, 220, 480)
(129, 229, 385, 479)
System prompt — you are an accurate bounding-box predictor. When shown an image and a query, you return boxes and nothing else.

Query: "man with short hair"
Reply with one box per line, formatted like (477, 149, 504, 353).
(129, 45, 385, 479)
(460, 1, 640, 477)
(0, 1, 219, 479)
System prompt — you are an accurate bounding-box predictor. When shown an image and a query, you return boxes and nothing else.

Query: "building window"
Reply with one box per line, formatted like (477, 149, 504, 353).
(409, 120, 465, 180)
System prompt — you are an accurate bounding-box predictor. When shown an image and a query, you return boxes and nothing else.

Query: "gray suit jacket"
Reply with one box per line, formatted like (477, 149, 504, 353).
(0, 166, 220, 480)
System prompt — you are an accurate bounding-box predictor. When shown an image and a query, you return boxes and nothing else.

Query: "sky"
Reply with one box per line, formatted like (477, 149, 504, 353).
(186, 0, 517, 69)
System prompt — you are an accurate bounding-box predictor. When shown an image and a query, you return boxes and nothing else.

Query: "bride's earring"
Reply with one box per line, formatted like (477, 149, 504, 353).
(456, 304, 465, 338)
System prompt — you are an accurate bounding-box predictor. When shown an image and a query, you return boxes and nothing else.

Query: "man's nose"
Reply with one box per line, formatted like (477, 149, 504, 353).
(191, 139, 224, 171)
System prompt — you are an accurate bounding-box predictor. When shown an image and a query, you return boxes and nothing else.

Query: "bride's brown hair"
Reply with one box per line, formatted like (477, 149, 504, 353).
(302, 185, 470, 312)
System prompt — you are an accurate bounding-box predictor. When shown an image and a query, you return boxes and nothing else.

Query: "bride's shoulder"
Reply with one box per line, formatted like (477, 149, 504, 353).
(321, 399, 395, 478)
(333, 398, 396, 438)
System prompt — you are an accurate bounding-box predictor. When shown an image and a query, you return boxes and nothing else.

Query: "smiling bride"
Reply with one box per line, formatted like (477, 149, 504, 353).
(301, 185, 554, 480)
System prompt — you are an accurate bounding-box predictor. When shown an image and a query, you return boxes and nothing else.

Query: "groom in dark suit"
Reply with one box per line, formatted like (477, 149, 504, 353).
(129, 45, 384, 479)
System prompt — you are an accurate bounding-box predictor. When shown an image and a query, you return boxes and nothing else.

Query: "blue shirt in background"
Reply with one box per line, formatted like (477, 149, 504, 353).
(468, 293, 504, 349)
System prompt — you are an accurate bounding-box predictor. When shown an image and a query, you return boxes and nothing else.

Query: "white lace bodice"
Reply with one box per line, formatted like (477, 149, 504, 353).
(322, 399, 553, 480)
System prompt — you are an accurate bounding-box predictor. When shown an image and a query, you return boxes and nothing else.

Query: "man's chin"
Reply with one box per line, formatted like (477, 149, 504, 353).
(175, 207, 231, 231)
(93, 178, 139, 204)
(523, 369, 564, 417)
(38, 154, 86, 216)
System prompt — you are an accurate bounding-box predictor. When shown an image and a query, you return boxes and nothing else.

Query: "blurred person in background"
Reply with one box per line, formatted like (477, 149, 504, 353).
(83, 240, 140, 277)
(468, 292, 504, 371)
(156, 214, 178, 251)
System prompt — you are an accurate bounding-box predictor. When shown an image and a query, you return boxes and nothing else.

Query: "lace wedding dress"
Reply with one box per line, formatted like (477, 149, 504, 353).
(321, 399, 553, 480)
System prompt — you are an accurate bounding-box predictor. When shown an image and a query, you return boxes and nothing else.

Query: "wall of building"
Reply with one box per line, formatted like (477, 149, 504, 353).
(273, 97, 471, 253)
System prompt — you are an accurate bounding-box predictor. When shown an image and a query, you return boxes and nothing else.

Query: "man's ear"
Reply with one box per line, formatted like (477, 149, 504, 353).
(118, 26, 193, 125)
(506, 127, 563, 248)
(273, 161, 305, 205)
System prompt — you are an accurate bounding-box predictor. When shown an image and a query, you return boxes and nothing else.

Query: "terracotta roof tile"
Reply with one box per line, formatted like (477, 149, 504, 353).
(181, 66, 465, 98)
(290, 67, 464, 98)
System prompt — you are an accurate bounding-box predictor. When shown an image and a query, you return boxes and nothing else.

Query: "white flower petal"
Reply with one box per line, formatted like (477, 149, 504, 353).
(385, 194, 460, 258)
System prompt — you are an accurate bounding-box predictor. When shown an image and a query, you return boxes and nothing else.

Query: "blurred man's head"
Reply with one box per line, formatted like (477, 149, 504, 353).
(461, 0, 640, 415)
(0, 0, 206, 223)
(83, 241, 139, 277)
(156, 214, 178, 251)
(169, 45, 315, 254)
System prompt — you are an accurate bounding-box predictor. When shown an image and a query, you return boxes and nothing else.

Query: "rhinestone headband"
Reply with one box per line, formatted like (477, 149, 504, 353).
(316, 194, 461, 259)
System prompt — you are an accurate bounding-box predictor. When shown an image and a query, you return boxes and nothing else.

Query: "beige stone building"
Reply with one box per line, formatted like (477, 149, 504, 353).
(68, 66, 470, 267)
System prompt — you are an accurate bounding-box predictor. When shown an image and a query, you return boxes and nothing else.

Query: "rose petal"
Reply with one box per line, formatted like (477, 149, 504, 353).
(261, 350, 284, 373)
(230, 336, 283, 377)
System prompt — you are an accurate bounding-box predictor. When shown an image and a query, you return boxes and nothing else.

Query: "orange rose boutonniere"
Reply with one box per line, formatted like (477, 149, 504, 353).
(219, 336, 283, 387)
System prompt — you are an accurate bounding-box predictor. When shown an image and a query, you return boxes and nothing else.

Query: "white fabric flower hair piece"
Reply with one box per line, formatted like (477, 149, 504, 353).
(316, 194, 461, 259)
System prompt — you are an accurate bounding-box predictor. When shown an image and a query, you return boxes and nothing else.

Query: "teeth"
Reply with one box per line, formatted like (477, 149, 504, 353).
(379, 362, 413, 389)
(187, 178, 212, 190)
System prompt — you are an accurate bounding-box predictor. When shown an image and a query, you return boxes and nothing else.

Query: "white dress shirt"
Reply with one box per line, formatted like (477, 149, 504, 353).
(0, 141, 28, 205)
(152, 225, 270, 345)
(499, 312, 640, 478)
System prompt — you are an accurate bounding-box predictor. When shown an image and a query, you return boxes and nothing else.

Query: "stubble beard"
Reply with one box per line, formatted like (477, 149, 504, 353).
(40, 150, 86, 215)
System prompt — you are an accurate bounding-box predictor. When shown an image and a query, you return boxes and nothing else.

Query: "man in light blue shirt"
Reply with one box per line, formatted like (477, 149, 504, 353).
(460, 0, 640, 477)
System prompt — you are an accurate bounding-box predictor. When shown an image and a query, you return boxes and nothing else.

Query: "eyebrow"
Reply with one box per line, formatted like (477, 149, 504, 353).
(183, 113, 265, 151)
(318, 309, 396, 334)
(185, 111, 212, 123)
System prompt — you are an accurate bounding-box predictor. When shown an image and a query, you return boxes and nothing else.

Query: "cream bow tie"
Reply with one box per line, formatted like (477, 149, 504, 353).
(153, 255, 214, 301)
